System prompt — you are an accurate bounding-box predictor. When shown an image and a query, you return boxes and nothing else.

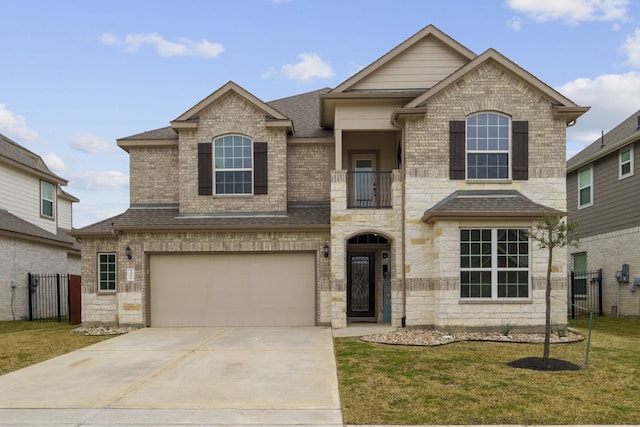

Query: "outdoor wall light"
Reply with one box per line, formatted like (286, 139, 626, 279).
(323, 244, 329, 258)
(125, 246, 132, 260)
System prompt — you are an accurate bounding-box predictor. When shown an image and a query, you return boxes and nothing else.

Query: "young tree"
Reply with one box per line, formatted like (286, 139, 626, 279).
(529, 213, 579, 359)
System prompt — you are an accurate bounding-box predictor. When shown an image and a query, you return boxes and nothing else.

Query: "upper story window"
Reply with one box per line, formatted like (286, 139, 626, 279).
(578, 167, 593, 209)
(40, 181, 54, 218)
(619, 147, 633, 180)
(214, 135, 253, 195)
(466, 113, 510, 179)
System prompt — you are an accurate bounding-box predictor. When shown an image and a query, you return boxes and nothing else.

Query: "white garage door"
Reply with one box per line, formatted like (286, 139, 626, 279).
(149, 253, 316, 327)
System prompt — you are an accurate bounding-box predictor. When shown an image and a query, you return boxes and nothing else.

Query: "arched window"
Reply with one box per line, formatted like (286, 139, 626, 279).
(214, 135, 253, 194)
(466, 113, 510, 179)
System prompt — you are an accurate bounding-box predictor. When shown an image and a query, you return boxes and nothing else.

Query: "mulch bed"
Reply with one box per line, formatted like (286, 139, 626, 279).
(506, 357, 583, 371)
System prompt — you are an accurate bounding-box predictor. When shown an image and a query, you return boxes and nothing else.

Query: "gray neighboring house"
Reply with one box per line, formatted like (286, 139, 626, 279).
(74, 24, 588, 331)
(0, 133, 80, 321)
(567, 109, 640, 318)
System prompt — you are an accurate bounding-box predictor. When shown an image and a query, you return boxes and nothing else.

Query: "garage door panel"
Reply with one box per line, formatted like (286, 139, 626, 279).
(149, 253, 315, 327)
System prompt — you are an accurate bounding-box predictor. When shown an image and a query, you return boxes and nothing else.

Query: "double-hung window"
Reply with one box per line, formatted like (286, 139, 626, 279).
(98, 253, 116, 292)
(214, 135, 253, 195)
(619, 148, 633, 180)
(460, 228, 529, 299)
(41, 181, 54, 218)
(466, 113, 510, 179)
(578, 167, 593, 208)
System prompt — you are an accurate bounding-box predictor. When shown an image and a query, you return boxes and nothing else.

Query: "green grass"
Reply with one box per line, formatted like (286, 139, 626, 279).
(335, 317, 640, 425)
(0, 321, 114, 376)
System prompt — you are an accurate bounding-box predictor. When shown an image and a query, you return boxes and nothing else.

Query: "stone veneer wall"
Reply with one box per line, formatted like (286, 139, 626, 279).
(177, 92, 288, 214)
(287, 143, 332, 202)
(400, 61, 569, 330)
(129, 145, 179, 204)
(329, 169, 404, 328)
(0, 236, 79, 321)
(570, 226, 640, 318)
(81, 229, 331, 327)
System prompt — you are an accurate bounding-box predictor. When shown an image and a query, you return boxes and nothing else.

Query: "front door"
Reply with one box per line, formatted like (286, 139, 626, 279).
(347, 253, 375, 317)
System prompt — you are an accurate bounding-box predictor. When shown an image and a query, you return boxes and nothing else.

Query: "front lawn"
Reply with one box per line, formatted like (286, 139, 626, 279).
(0, 321, 114, 376)
(335, 317, 640, 425)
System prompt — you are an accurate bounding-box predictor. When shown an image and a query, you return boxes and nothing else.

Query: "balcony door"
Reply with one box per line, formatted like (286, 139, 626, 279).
(352, 154, 377, 208)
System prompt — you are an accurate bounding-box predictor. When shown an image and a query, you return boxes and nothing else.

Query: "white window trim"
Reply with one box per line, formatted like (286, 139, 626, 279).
(619, 147, 634, 180)
(40, 181, 55, 219)
(459, 228, 530, 300)
(465, 112, 511, 180)
(578, 167, 593, 209)
(98, 253, 117, 293)
(213, 135, 254, 196)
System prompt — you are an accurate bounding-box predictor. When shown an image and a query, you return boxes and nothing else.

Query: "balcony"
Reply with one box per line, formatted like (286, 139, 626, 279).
(346, 171, 393, 209)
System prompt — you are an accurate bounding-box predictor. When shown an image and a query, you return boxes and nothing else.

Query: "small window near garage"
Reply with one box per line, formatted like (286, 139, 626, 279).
(214, 135, 253, 195)
(41, 181, 54, 218)
(578, 167, 593, 209)
(619, 148, 633, 180)
(98, 253, 116, 292)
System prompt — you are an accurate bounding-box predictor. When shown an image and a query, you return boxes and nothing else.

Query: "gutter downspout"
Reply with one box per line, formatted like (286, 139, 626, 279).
(392, 115, 407, 328)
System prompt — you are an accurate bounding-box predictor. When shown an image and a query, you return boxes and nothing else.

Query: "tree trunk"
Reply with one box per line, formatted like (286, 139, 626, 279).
(544, 229, 553, 359)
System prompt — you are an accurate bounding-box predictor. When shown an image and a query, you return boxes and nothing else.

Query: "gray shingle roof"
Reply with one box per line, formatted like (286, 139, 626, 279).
(0, 209, 79, 250)
(119, 126, 178, 141)
(422, 190, 563, 223)
(73, 205, 330, 235)
(567, 109, 640, 171)
(267, 88, 333, 138)
(0, 133, 66, 183)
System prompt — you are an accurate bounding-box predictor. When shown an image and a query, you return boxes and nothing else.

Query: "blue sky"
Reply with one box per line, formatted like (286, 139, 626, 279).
(1, 0, 639, 228)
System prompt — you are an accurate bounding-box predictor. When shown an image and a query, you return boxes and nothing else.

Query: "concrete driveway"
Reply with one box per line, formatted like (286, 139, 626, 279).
(0, 327, 343, 426)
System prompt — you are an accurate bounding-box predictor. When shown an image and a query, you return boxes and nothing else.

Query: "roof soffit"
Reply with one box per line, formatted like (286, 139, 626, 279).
(171, 81, 291, 129)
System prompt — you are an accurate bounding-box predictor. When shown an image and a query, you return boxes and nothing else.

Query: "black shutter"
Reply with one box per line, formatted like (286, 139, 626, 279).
(254, 142, 268, 195)
(512, 121, 529, 180)
(449, 121, 465, 180)
(197, 143, 212, 195)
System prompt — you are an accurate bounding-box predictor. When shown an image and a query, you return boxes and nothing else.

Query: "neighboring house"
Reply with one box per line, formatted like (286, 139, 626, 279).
(0, 133, 80, 321)
(567, 109, 640, 318)
(73, 25, 588, 331)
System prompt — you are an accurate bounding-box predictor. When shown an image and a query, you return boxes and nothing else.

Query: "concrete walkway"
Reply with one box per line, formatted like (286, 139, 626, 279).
(0, 327, 342, 426)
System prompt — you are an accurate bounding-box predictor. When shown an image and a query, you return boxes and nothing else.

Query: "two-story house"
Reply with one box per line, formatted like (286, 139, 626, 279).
(567, 109, 640, 319)
(0, 133, 80, 321)
(74, 25, 588, 331)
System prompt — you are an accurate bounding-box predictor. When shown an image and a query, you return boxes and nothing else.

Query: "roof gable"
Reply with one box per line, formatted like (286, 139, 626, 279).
(331, 24, 476, 93)
(0, 133, 68, 184)
(403, 49, 589, 124)
(171, 81, 291, 130)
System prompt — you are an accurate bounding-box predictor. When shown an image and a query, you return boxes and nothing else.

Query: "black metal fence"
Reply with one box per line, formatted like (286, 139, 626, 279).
(28, 273, 70, 322)
(569, 269, 603, 318)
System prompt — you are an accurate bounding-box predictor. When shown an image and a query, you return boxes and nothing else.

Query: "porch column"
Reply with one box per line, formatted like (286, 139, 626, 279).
(335, 128, 343, 170)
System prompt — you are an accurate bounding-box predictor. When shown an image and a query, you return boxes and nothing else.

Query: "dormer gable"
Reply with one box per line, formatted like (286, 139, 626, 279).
(331, 24, 476, 93)
(171, 81, 293, 133)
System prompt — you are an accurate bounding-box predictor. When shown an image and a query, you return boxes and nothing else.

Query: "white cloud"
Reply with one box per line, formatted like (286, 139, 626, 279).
(507, 17, 523, 31)
(71, 132, 114, 153)
(621, 29, 640, 67)
(280, 53, 335, 82)
(0, 104, 40, 143)
(69, 170, 129, 190)
(507, 0, 630, 24)
(42, 153, 65, 173)
(556, 71, 640, 158)
(100, 32, 224, 58)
